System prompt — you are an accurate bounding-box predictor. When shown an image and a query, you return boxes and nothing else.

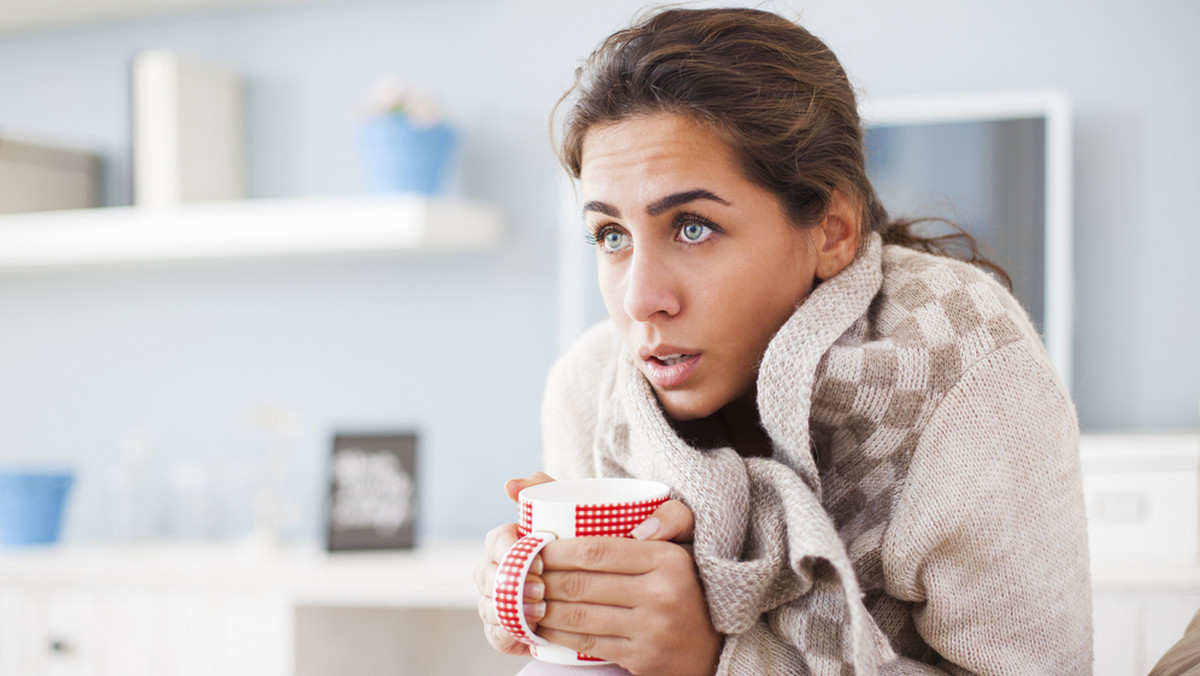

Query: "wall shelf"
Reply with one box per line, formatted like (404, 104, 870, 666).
(0, 194, 504, 271)
(0, 540, 481, 608)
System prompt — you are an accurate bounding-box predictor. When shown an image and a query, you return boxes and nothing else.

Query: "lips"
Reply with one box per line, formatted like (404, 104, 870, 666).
(640, 349, 701, 389)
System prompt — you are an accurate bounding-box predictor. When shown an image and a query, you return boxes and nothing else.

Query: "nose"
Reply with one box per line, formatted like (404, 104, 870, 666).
(622, 248, 681, 322)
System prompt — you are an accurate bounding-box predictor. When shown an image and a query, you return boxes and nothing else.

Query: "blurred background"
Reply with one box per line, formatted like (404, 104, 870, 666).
(0, 0, 1197, 673)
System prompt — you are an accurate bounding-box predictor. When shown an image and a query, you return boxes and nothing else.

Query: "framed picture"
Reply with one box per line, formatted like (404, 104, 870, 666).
(326, 431, 417, 551)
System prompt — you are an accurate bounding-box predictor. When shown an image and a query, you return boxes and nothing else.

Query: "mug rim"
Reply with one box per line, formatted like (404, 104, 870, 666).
(518, 477, 670, 505)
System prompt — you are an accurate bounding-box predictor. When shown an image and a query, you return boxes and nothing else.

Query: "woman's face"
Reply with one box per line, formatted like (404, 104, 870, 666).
(579, 113, 822, 421)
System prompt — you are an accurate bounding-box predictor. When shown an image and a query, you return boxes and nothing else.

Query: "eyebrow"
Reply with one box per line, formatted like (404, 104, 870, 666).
(582, 189, 731, 219)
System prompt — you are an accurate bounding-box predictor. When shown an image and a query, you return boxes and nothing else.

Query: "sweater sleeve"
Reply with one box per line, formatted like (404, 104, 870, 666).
(881, 340, 1093, 674)
(718, 618, 951, 675)
(540, 322, 621, 481)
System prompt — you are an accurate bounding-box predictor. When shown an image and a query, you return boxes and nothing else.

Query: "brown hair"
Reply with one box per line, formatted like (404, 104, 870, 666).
(556, 7, 1010, 287)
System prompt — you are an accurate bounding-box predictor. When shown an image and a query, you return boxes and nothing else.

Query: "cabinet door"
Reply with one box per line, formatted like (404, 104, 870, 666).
(0, 586, 102, 675)
(161, 589, 220, 676)
(1140, 595, 1200, 674)
(41, 589, 101, 676)
(97, 588, 288, 676)
(0, 585, 288, 676)
(1093, 592, 1139, 676)
(214, 593, 290, 676)
(95, 588, 171, 675)
(0, 587, 39, 676)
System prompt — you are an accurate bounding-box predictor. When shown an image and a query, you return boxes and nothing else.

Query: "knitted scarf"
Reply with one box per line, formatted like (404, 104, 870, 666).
(598, 233, 894, 673)
(544, 217, 1094, 673)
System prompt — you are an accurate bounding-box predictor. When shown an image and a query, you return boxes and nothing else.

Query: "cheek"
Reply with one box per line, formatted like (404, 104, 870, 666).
(713, 259, 813, 342)
(597, 264, 624, 316)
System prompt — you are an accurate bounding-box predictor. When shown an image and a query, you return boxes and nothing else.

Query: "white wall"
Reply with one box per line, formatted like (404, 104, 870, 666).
(0, 0, 1196, 544)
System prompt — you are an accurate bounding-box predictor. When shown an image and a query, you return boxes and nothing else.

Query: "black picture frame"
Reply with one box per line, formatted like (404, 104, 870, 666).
(326, 431, 417, 551)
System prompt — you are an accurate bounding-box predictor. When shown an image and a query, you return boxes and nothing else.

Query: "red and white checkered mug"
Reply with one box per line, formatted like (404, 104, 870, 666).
(492, 477, 671, 665)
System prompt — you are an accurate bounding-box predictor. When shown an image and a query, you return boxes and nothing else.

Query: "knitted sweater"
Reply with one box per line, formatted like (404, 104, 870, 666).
(540, 234, 1093, 675)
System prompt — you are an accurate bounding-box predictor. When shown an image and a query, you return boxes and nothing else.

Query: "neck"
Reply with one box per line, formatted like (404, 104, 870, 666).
(667, 393, 773, 458)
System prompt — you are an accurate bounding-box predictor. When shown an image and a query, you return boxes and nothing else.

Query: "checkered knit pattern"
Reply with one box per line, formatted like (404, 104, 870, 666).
(809, 246, 1034, 597)
(541, 234, 1092, 675)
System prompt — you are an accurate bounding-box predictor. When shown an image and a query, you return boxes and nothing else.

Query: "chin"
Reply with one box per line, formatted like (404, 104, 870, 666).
(655, 389, 724, 422)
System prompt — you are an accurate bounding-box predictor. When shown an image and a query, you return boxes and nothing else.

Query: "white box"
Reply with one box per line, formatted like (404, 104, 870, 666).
(1081, 433, 1200, 565)
(0, 137, 99, 214)
(131, 49, 245, 207)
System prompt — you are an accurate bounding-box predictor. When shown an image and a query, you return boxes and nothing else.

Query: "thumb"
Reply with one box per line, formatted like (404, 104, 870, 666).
(631, 499, 694, 543)
(504, 471, 555, 503)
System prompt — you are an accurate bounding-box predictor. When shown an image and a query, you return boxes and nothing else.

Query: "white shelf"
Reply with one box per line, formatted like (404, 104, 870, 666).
(0, 194, 503, 271)
(0, 540, 482, 608)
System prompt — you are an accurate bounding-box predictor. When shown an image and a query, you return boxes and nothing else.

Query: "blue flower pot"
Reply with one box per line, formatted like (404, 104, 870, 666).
(0, 471, 74, 546)
(358, 116, 456, 195)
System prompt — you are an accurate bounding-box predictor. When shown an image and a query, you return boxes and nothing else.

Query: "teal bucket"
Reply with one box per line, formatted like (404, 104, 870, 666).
(0, 471, 74, 546)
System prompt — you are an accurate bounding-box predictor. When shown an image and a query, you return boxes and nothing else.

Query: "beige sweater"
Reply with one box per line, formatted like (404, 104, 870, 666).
(541, 234, 1093, 675)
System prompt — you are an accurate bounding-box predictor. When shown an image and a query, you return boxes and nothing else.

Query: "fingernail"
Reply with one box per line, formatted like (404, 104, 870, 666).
(530, 557, 543, 575)
(524, 580, 544, 600)
(630, 516, 660, 540)
(524, 601, 546, 619)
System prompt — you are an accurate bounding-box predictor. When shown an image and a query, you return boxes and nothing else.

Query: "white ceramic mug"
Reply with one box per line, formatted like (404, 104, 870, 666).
(492, 477, 671, 665)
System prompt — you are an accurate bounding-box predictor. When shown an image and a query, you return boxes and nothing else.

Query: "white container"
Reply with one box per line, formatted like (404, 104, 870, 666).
(1080, 433, 1200, 565)
(131, 49, 245, 206)
(0, 137, 98, 214)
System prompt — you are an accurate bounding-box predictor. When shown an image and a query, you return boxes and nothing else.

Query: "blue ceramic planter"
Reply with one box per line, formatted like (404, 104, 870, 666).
(0, 471, 74, 546)
(358, 116, 456, 195)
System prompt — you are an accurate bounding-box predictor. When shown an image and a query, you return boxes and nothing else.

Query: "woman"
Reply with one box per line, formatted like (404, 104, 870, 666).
(476, 7, 1092, 675)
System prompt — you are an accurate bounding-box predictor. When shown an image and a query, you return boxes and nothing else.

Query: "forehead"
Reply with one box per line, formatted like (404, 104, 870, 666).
(579, 113, 744, 198)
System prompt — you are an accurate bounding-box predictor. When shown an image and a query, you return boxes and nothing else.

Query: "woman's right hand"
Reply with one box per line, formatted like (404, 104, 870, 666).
(474, 472, 556, 656)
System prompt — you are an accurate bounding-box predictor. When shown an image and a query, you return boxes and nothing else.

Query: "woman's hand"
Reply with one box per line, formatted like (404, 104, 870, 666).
(538, 499, 723, 676)
(474, 472, 555, 657)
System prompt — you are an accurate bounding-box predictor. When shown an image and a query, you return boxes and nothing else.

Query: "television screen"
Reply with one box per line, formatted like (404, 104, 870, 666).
(865, 118, 1046, 330)
(861, 91, 1073, 387)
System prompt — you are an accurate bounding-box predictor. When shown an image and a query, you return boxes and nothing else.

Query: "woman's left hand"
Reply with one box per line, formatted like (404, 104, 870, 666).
(536, 500, 723, 676)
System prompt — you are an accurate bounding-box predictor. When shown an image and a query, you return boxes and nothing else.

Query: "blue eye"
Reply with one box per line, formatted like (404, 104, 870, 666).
(601, 229, 628, 252)
(680, 221, 712, 243)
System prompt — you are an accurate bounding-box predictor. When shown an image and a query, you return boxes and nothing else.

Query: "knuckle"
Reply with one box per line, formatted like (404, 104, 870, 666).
(578, 538, 609, 567)
(560, 571, 590, 600)
(485, 523, 518, 557)
(484, 622, 504, 645)
(485, 624, 517, 653)
(642, 608, 675, 640)
(483, 595, 503, 625)
(660, 543, 694, 574)
(563, 602, 590, 631)
(574, 630, 599, 655)
(473, 560, 495, 594)
(647, 580, 683, 610)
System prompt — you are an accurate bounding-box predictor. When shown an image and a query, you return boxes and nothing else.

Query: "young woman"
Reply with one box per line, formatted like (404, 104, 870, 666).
(476, 8, 1092, 675)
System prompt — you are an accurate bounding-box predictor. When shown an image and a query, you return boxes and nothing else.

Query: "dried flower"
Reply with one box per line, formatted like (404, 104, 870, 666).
(365, 77, 445, 128)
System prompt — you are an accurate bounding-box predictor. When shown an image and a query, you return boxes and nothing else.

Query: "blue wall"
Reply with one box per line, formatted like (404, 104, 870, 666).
(1, 0, 1197, 544)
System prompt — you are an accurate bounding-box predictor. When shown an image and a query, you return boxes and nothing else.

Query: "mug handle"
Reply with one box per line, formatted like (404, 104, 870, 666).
(493, 531, 557, 646)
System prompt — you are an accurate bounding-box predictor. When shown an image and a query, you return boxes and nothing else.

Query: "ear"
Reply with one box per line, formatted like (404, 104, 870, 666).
(812, 190, 861, 280)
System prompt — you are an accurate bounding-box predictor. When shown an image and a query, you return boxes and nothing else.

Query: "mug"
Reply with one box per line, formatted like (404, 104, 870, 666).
(493, 477, 671, 665)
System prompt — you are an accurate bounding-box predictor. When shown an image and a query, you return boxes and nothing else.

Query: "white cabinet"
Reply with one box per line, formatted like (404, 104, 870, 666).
(0, 542, 514, 676)
(0, 583, 289, 676)
(1084, 433, 1200, 675)
(1092, 579, 1200, 676)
